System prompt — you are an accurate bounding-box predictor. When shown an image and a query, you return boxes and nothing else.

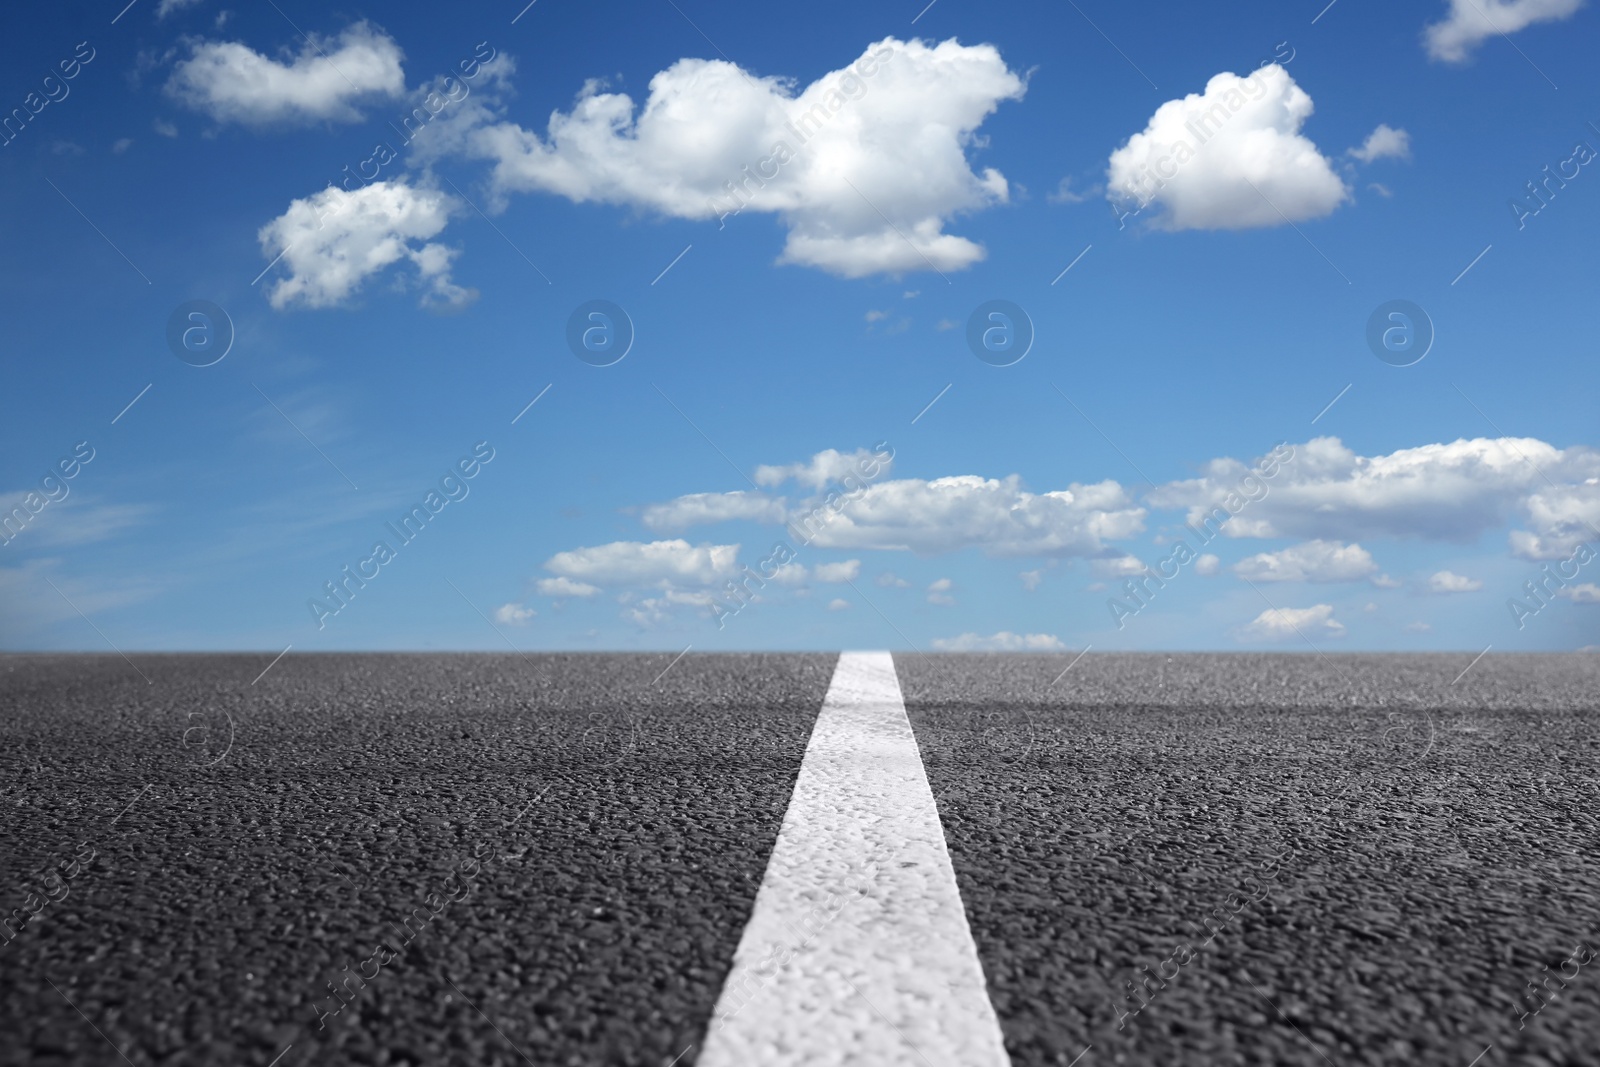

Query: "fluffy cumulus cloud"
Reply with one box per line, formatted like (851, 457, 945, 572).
(1194, 554, 1221, 576)
(926, 577, 955, 605)
(1557, 583, 1600, 603)
(167, 22, 406, 126)
(1428, 570, 1484, 593)
(1106, 65, 1348, 230)
(257, 180, 473, 310)
(1424, 0, 1585, 63)
(494, 602, 535, 624)
(806, 476, 1144, 557)
(622, 452, 1143, 558)
(1236, 603, 1345, 642)
(931, 631, 1067, 651)
(445, 37, 1025, 277)
(1350, 124, 1411, 163)
(1232, 540, 1379, 583)
(1149, 436, 1600, 553)
(754, 447, 891, 490)
(623, 588, 717, 628)
(812, 560, 861, 583)
(536, 577, 600, 598)
(641, 491, 788, 532)
(543, 539, 740, 588)
(1512, 480, 1600, 559)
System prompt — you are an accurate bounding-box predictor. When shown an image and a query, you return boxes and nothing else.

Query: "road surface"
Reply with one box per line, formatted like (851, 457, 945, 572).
(2, 651, 1597, 1066)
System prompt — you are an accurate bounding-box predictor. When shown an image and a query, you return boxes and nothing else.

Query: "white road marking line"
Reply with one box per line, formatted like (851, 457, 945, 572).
(699, 651, 1012, 1066)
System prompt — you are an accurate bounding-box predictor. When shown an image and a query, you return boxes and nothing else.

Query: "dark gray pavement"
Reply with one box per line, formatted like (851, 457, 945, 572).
(3, 651, 1599, 1066)
(0, 653, 834, 1066)
(901, 651, 1600, 1067)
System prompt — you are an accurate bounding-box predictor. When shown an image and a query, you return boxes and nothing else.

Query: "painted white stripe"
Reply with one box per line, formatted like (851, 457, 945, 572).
(699, 651, 1012, 1066)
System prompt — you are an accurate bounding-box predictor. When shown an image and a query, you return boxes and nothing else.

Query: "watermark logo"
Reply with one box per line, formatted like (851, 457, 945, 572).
(1507, 540, 1596, 629)
(966, 299, 1033, 367)
(1365, 299, 1433, 367)
(566, 299, 634, 367)
(166, 300, 234, 367)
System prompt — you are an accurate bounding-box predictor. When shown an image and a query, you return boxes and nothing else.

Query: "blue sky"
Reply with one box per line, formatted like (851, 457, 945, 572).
(2, 0, 1597, 653)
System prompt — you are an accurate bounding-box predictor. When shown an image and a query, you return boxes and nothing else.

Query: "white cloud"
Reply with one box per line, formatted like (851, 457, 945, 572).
(494, 602, 536, 624)
(622, 587, 716, 628)
(637, 465, 1143, 561)
(754, 447, 891, 490)
(771, 562, 809, 586)
(153, 119, 178, 138)
(536, 577, 600, 598)
(1558, 582, 1600, 603)
(876, 571, 911, 588)
(1194, 554, 1221, 576)
(1424, 0, 1584, 63)
(926, 576, 955, 605)
(447, 37, 1024, 277)
(1020, 568, 1044, 591)
(827, 597, 851, 611)
(1236, 603, 1345, 642)
(1405, 621, 1433, 633)
(167, 22, 406, 126)
(1149, 436, 1600, 553)
(1511, 481, 1600, 559)
(804, 475, 1144, 557)
(1371, 573, 1403, 588)
(257, 180, 473, 310)
(1106, 65, 1348, 231)
(0, 493, 151, 548)
(1428, 569, 1483, 593)
(1232, 539, 1378, 583)
(0, 561, 156, 641)
(641, 490, 787, 531)
(865, 309, 889, 322)
(112, 137, 133, 154)
(157, 0, 205, 15)
(1093, 555, 1147, 577)
(1349, 124, 1411, 162)
(1363, 601, 1380, 613)
(812, 560, 861, 583)
(1047, 176, 1099, 204)
(544, 539, 740, 587)
(931, 631, 1067, 652)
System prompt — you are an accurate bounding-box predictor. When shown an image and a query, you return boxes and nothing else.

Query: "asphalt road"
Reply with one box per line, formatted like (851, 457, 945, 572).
(0, 653, 835, 1067)
(902, 652, 1600, 1067)
(3, 651, 1598, 1066)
